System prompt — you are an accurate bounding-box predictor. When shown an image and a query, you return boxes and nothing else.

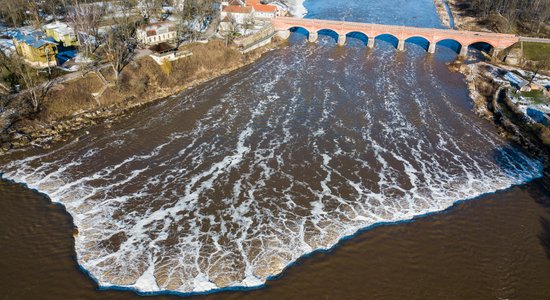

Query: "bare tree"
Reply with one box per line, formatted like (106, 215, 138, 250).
(222, 14, 239, 47)
(27, 0, 43, 28)
(43, 0, 66, 21)
(1, 54, 44, 112)
(527, 57, 550, 84)
(139, 0, 164, 21)
(468, 0, 550, 36)
(174, 2, 193, 47)
(243, 14, 255, 35)
(175, 0, 217, 42)
(0, 0, 26, 27)
(103, 6, 137, 84)
(66, 0, 106, 60)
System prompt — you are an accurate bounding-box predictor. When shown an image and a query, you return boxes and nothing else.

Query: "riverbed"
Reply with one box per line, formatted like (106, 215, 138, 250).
(1, 0, 549, 298)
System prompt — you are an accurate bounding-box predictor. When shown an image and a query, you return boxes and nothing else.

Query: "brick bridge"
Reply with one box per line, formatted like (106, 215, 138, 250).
(272, 17, 520, 56)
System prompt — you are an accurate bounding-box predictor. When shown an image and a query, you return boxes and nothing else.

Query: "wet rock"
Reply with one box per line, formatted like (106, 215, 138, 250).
(1, 142, 12, 151)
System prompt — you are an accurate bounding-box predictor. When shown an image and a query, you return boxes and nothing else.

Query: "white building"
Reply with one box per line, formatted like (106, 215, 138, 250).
(137, 22, 177, 46)
(252, 5, 277, 19)
(220, 5, 254, 24)
(219, 0, 278, 25)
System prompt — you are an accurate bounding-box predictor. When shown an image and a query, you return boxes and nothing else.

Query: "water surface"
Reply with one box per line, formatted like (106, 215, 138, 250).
(0, 0, 546, 296)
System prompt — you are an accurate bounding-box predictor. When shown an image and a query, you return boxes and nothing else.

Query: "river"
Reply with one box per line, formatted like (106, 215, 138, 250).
(1, 0, 550, 299)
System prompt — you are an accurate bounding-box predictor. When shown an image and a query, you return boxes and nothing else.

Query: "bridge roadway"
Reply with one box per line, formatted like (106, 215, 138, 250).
(272, 17, 521, 56)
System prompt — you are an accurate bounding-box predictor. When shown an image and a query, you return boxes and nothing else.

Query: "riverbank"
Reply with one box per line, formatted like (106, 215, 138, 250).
(1, 160, 549, 300)
(433, 0, 452, 28)
(451, 60, 550, 165)
(0, 38, 283, 154)
(2, 0, 549, 297)
(443, 0, 550, 37)
(442, 0, 486, 32)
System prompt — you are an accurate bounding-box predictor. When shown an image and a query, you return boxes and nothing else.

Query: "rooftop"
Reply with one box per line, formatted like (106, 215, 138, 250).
(222, 0, 277, 14)
(43, 21, 75, 36)
(139, 22, 176, 36)
(13, 31, 57, 49)
(222, 5, 253, 13)
(251, 3, 277, 13)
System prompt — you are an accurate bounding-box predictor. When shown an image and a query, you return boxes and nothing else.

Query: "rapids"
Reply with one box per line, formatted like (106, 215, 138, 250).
(0, 0, 543, 295)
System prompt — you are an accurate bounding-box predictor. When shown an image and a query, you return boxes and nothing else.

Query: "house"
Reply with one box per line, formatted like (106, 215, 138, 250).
(137, 22, 178, 46)
(220, 0, 278, 25)
(528, 83, 543, 91)
(220, 4, 254, 24)
(246, 0, 277, 19)
(12, 31, 58, 69)
(148, 42, 192, 64)
(504, 72, 529, 90)
(43, 22, 79, 47)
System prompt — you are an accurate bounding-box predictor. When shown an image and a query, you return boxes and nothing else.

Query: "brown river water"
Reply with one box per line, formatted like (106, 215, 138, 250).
(1, 0, 550, 298)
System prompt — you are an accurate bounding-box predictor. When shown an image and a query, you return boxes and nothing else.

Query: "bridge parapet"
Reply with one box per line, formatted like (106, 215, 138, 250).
(272, 16, 519, 53)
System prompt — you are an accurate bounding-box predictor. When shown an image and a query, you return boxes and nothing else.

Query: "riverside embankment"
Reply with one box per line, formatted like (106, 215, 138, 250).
(453, 61, 550, 164)
(433, 0, 454, 29)
(0, 39, 283, 154)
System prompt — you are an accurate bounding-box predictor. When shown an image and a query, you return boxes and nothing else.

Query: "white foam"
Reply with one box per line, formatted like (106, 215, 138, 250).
(0, 34, 544, 296)
(285, 0, 308, 17)
(134, 260, 160, 291)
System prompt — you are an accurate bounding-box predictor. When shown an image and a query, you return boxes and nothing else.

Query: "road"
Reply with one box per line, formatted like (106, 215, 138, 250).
(519, 36, 550, 44)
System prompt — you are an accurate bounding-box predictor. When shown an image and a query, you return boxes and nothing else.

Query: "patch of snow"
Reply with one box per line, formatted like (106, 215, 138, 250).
(283, 0, 307, 17)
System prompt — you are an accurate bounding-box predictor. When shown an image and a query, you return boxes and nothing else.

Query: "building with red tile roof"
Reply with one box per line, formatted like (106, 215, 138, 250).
(220, 0, 279, 23)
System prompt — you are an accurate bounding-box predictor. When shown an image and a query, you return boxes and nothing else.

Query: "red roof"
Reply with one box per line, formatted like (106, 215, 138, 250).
(222, 5, 253, 13)
(251, 3, 276, 13)
(243, 0, 276, 13)
(222, 0, 277, 14)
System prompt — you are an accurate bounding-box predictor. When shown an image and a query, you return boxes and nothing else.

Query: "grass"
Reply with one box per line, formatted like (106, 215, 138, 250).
(520, 90, 550, 105)
(521, 90, 544, 98)
(522, 42, 550, 61)
(41, 73, 103, 120)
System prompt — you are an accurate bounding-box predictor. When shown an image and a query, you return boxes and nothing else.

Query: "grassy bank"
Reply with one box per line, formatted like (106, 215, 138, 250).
(522, 42, 550, 61)
(0, 39, 282, 152)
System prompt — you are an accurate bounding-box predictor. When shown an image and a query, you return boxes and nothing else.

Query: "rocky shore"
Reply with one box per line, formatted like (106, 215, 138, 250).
(450, 61, 550, 166)
(0, 38, 284, 155)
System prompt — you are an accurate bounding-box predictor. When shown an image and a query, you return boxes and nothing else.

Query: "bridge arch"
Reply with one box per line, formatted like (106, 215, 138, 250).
(435, 38, 464, 54)
(467, 40, 495, 48)
(405, 35, 431, 51)
(288, 26, 310, 37)
(316, 28, 340, 44)
(345, 31, 369, 46)
(467, 41, 495, 59)
(375, 33, 400, 49)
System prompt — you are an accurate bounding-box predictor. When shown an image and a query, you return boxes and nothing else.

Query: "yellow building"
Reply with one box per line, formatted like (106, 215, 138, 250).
(13, 31, 58, 69)
(44, 22, 79, 47)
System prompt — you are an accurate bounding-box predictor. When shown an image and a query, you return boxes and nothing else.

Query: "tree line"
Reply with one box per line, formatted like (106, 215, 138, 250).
(464, 0, 550, 35)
